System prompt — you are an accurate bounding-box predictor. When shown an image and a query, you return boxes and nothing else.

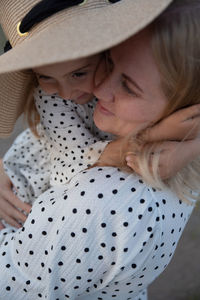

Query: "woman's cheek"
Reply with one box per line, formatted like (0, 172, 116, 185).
(94, 60, 107, 88)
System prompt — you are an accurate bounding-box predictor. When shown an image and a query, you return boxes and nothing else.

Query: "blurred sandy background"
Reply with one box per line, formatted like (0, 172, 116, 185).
(0, 25, 199, 300)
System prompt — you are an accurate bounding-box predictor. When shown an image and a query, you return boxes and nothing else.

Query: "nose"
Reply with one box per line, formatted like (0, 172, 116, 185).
(94, 71, 115, 103)
(58, 83, 72, 100)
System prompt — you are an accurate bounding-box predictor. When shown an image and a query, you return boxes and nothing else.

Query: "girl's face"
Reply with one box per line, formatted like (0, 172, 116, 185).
(93, 28, 168, 137)
(33, 55, 101, 104)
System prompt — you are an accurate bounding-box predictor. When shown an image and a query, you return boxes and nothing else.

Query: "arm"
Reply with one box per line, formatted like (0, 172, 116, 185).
(1, 127, 51, 228)
(126, 105, 200, 178)
(3, 127, 51, 203)
(0, 159, 31, 229)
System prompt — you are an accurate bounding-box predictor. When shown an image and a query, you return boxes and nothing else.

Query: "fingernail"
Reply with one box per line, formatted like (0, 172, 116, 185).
(126, 156, 131, 162)
(127, 162, 133, 168)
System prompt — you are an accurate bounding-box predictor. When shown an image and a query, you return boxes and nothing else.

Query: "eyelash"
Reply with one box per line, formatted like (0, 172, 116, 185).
(122, 80, 138, 96)
(38, 75, 51, 80)
(106, 54, 138, 97)
(71, 71, 88, 78)
(106, 56, 114, 72)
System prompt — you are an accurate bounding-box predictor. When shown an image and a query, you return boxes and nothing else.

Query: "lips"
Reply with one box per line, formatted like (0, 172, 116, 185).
(97, 101, 114, 116)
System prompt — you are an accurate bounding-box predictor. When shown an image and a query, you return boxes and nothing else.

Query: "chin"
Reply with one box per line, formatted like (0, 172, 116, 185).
(94, 119, 114, 136)
(74, 94, 93, 105)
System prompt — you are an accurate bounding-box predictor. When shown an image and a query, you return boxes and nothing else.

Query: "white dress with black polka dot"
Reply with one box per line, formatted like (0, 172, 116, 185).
(1, 88, 195, 299)
(0, 167, 195, 299)
(3, 87, 112, 204)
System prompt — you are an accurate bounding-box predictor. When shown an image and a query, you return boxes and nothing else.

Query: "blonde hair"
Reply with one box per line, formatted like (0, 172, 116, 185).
(124, 0, 200, 203)
(23, 72, 40, 137)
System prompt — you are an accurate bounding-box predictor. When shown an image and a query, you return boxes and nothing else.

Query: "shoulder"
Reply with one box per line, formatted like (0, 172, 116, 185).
(63, 167, 194, 225)
(31, 166, 193, 234)
(55, 167, 178, 218)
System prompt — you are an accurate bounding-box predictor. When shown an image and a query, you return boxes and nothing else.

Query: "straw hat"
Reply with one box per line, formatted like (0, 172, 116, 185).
(0, 0, 172, 137)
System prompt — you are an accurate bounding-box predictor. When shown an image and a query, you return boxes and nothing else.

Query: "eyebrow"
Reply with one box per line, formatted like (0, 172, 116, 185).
(69, 63, 92, 74)
(122, 73, 144, 93)
(35, 63, 93, 78)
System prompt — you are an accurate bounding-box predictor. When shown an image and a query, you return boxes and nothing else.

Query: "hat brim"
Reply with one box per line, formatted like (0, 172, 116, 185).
(0, 71, 34, 137)
(0, 0, 172, 137)
(0, 0, 172, 73)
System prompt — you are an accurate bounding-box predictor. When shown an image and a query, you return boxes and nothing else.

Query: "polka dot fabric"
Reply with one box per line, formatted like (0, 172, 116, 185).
(3, 87, 112, 205)
(3, 126, 51, 204)
(34, 87, 112, 186)
(0, 167, 195, 299)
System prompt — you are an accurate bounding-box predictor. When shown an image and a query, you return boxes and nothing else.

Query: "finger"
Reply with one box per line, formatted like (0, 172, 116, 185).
(8, 207, 28, 224)
(0, 210, 22, 228)
(181, 119, 200, 140)
(139, 105, 200, 142)
(125, 154, 142, 175)
(0, 221, 5, 230)
(4, 192, 31, 214)
(139, 118, 199, 142)
(1, 200, 28, 224)
(179, 104, 200, 122)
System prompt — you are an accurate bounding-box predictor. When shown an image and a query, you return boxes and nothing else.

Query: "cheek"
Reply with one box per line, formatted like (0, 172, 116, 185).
(115, 102, 145, 123)
(78, 77, 94, 93)
(94, 60, 107, 87)
(38, 82, 58, 95)
(116, 100, 166, 125)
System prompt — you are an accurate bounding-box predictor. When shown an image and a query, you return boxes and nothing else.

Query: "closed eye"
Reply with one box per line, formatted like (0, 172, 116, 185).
(122, 80, 138, 97)
(106, 53, 114, 73)
(36, 74, 52, 80)
(71, 71, 88, 78)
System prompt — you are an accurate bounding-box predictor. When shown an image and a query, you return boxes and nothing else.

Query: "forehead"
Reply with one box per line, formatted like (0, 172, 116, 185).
(111, 28, 152, 63)
(33, 54, 100, 76)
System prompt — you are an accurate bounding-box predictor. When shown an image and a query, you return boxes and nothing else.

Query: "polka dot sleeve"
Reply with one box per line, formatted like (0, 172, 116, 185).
(3, 126, 51, 204)
(0, 167, 195, 299)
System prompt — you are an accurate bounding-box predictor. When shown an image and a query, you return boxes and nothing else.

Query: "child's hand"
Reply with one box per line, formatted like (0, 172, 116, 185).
(0, 160, 31, 228)
(126, 139, 200, 180)
(126, 104, 200, 179)
(139, 104, 200, 142)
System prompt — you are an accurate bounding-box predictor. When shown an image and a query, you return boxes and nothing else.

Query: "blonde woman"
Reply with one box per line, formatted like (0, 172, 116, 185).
(0, 0, 200, 299)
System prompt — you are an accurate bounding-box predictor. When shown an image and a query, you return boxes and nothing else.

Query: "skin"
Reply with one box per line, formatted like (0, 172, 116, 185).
(33, 54, 101, 104)
(0, 159, 31, 229)
(93, 29, 168, 137)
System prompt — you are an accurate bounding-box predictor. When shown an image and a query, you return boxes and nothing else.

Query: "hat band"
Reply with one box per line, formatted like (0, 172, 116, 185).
(4, 41, 12, 53)
(20, 0, 121, 34)
(4, 0, 122, 53)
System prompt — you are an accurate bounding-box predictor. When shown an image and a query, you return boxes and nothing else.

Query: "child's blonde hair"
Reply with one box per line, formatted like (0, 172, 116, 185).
(23, 73, 40, 137)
